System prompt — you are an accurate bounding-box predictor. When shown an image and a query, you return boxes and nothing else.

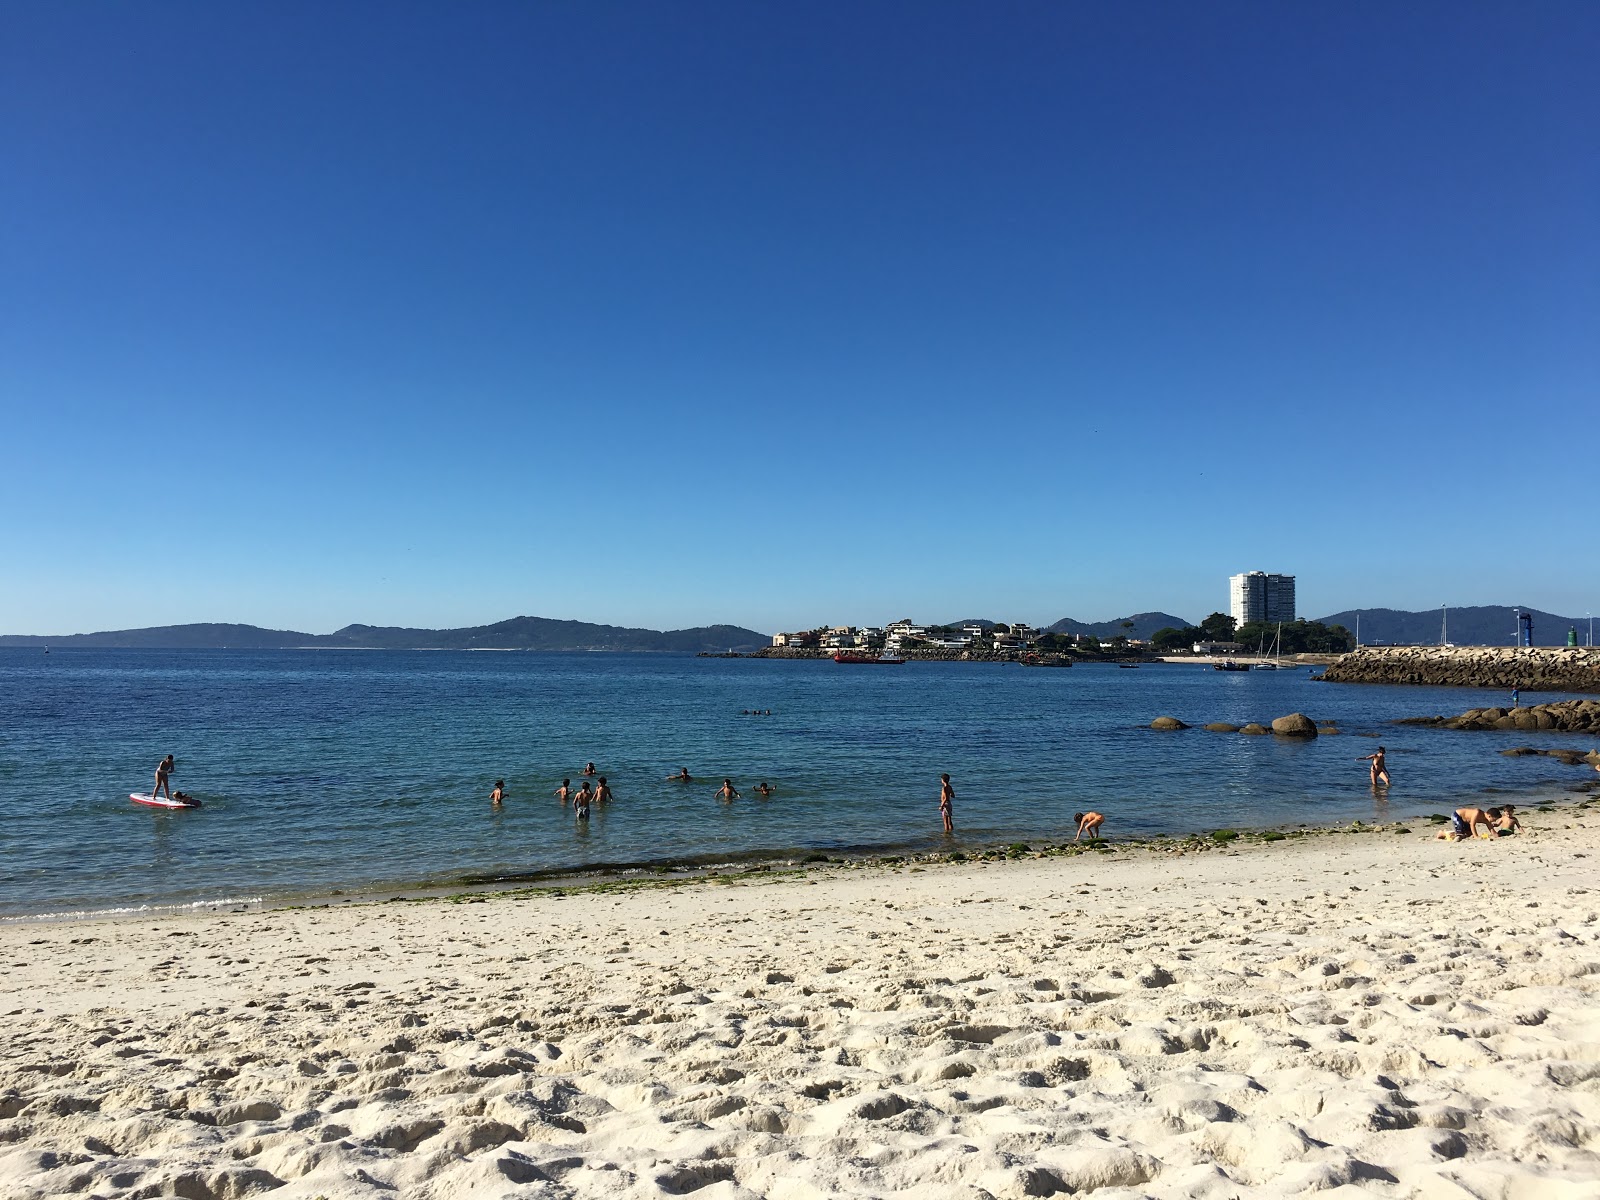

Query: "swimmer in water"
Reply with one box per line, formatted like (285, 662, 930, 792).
(574, 780, 594, 819)
(666, 767, 693, 782)
(595, 776, 613, 804)
(939, 774, 954, 833)
(553, 779, 572, 805)
(754, 781, 774, 798)
(1358, 746, 1391, 787)
(714, 778, 741, 802)
(582, 762, 597, 777)
(1073, 811, 1105, 841)
(490, 779, 506, 807)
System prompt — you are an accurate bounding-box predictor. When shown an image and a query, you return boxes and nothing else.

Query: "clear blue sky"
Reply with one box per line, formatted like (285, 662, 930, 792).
(4, 3, 1596, 636)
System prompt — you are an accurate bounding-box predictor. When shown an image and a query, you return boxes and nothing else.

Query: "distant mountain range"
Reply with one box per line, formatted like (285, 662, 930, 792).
(1314, 606, 1593, 648)
(0, 617, 770, 653)
(6, 605, 1589, 653)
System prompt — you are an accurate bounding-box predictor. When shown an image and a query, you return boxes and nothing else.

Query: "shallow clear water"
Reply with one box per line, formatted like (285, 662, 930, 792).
(1, 648, 1593, 917)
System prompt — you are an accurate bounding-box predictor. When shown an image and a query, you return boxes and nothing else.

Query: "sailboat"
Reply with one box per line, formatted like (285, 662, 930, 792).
(1253, 622, 1283, 669)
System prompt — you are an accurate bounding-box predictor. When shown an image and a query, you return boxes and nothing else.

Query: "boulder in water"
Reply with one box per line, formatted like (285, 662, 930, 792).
(1150, 716, 1189, 731)
(1271, 713, 1318, 738)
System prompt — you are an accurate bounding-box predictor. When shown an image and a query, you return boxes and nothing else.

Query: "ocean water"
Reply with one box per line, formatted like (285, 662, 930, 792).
(1, 648, 1594, 918)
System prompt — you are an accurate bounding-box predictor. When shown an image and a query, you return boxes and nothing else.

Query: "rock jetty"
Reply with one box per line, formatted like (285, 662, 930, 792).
(1397, 698, 1600, 734)
(1322, 646, 1600, 693)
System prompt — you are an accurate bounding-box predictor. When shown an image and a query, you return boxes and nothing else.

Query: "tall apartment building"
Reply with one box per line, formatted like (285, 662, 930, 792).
(1229, 571, 1296, 627)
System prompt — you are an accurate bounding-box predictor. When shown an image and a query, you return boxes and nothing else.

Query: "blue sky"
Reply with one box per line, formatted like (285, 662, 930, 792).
(4, 2, 1596, 636)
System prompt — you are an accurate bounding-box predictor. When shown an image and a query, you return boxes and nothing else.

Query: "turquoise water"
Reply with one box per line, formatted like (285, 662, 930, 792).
(1, 649, 1593, 917)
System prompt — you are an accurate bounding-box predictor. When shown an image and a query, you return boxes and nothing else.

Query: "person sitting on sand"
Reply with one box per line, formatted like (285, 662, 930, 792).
(1074, 811, 1105, 841)
(714, 778, 740, 802)
(595, 776, 614, 804)
(1359, 747, 1391, 787)
(490, 779, 506, 807)
(153, 754, 176, 801)
(574, 781, 594, 819)
(1436, 806, 1498, 841)
(754, 781, 774, 798)
(1494, 804, 1521, 836)
(553, 779, 572, 805)
(939, 774, 955, 833)
(582, 762, 597, 776)
(667, 767, 693, 782)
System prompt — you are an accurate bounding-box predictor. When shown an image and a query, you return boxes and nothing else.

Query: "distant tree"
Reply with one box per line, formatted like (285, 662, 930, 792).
(1200, 612, 1237, 642)
(1078, 635, 1101, 653)
(1109, 635, 1129, 652)
(1236, 620, 1355, 655)
(1151, 625, 1202, 652)
(1035, 633, 1074, 653)
(898, 636, 929, 650)
(992, 623, 1010, 635)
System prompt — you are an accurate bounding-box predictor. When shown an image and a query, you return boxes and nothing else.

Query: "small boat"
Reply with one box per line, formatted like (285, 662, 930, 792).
(833, 652, 906, 665)
(1213, 659, 1251, 672)
(1020, 654, 1072, 668)
(1118, 663, 1141, 669)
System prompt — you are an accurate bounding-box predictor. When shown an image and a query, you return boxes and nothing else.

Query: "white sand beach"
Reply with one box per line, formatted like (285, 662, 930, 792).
(3, 804, 1599, 1199)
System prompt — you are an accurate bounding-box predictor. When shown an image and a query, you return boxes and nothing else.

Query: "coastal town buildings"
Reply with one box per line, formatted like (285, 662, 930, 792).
(1229, 571, 1296, 627)
(772, 620, 1052, 655)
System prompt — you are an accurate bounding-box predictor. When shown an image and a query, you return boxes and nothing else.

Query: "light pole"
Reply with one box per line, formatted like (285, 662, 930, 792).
(1513, 607, 1520, 647)
(1589, 612, 1593, 647)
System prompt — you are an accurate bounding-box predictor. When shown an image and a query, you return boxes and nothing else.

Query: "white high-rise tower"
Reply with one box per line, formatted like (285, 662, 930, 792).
(1229, 571, 1296, 627)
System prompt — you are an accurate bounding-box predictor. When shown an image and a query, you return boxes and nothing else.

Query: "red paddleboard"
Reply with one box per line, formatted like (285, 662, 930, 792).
(131, 792, 202, 809)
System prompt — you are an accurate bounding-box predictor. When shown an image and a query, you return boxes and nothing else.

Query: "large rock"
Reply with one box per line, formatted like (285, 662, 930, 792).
(1150, 716, 1189, 730)
(1239, 723, 1269, 735)
(1271, 713, 1318, 738)
(1204, 723, 1240, 733)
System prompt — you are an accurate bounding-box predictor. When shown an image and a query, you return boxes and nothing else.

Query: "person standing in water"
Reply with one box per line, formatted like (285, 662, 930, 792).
(490, 779, 506, 807)
(595, 776, 614, 804)
(939, 774, 955, 833)
(754, 781, 774, 798)
(153, 755, 176, 801)
(666, 768, 693, 782)
(1359, 746, 1391, 787)
(1074, 811, 1105, 841)
(574, 780, 594, 819)
(553, 779, 572, 805)
(714, 778, 740, 803)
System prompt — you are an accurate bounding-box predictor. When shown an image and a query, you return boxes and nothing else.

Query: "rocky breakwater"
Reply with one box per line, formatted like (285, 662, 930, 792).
(1322, 646, 1600, 693)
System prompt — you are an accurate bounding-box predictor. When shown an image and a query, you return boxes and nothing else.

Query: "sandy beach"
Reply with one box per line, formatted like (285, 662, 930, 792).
(3, 802, 1598, 1199)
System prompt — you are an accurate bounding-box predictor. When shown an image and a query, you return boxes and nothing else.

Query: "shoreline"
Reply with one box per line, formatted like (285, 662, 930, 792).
(2, 795, 1596, 1197)
(5, 784, 1592, 928)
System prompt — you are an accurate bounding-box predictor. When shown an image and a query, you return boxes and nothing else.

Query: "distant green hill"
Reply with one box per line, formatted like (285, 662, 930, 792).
(1314, 606, 1590, 648)
(0, 616, 770, 653)
(1045, 612, 1194, 641)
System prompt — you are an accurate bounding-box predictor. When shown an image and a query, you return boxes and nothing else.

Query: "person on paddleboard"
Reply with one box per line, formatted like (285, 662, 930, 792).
(154, 755, 175, 801)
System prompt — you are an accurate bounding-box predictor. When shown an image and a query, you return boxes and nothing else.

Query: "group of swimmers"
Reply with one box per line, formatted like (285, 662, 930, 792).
(490, 762, 778, 820)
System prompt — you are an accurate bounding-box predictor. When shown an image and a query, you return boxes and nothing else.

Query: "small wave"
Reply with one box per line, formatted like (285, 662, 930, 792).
(0, 896, 265, 925)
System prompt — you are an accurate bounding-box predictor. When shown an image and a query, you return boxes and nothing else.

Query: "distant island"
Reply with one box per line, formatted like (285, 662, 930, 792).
(0, 616, 770, 654)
